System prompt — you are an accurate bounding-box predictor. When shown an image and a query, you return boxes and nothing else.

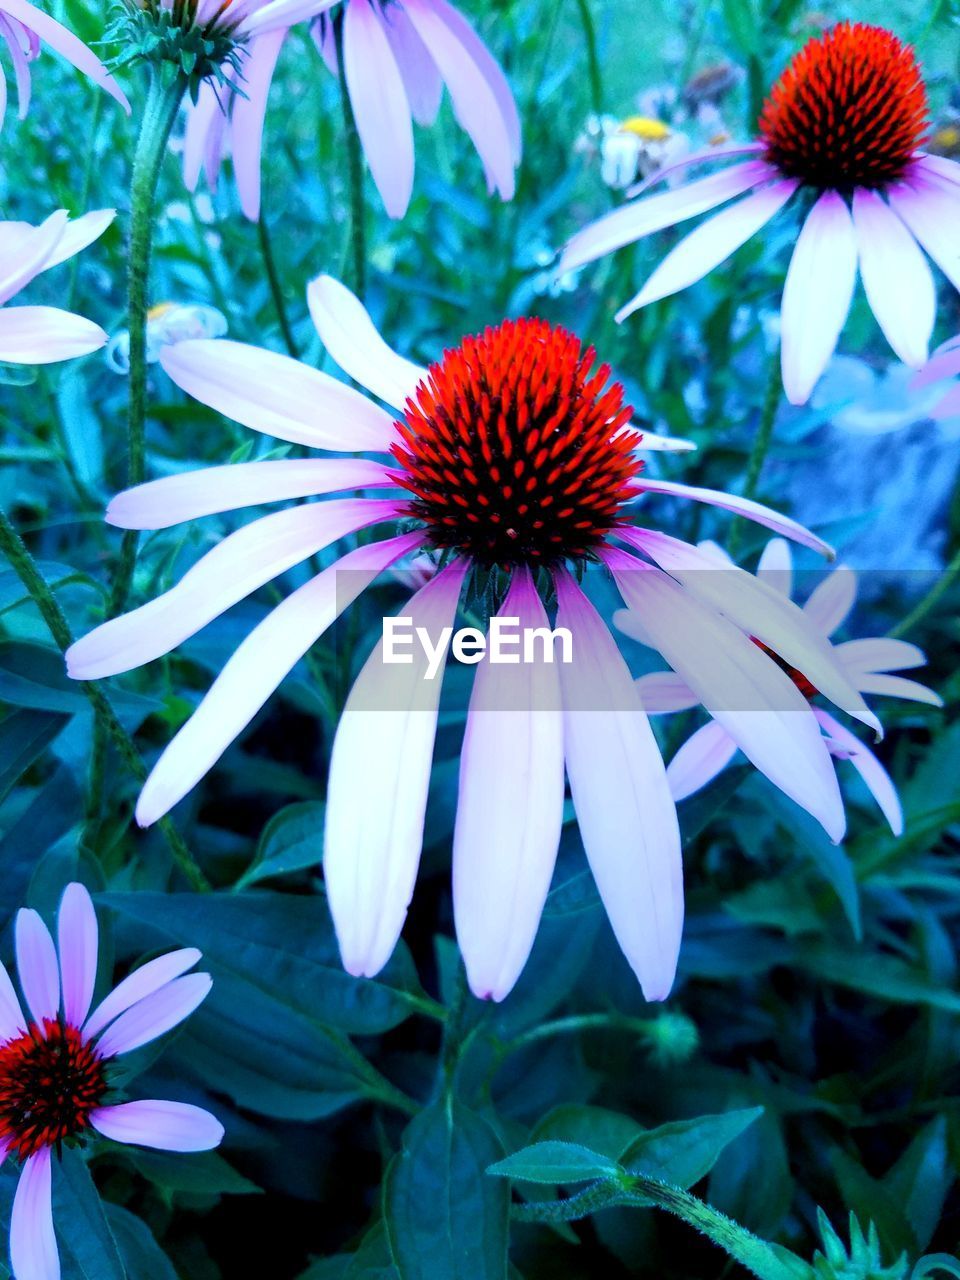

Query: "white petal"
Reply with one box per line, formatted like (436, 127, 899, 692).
(756, 537, 793, 597)
(15, 909, 60, 1025)
(854, 673, 942, 708)
(852, 188, 935, 368)
(834, 637, 926, 675)
(802, 566, 857, 635)
(90, 1100, 223, 1152)
(57, 883, 98, 1028)
(635, 670, 700, 714)
(41, 209, 115, 270)
(667, 721, 738, 801)
(83, 949, 201, 1042)
(0, 958, 26, 1042)
(11, 1151, 58, 1280)
(95, 973, 212, 1058)
(0, 306, 107, 363)
(814, 708, 902, 836)
(887, 174, 960, 293)
(0, 209, 67, 303)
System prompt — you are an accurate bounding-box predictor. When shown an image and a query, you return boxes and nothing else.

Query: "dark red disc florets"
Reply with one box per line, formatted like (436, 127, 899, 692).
(0, 1020, 108, 1160)
(759, 22, 928, 191)
(390, 319, 643, 567)
(753, 639, 818, 700)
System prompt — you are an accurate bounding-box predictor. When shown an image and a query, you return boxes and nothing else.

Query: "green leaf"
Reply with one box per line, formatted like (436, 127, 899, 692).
(385, 1098, 509, 1280)
(0, 765, 81, 927)
(883, 1117, 951, 1254)
(53, 1151, 126, 1280)
(0, 707, 70, 802)
(488, 1141, 624, 1186)
(722, 0, 761, 57)
(103, 1206, 178, 1280)
(125, 1148, 260, 1198)
(793, 942, 960, 1013)
(620, 1108, 764, 1191)
(531, 1104, 645, 1161)
(236, 801, 325, 888)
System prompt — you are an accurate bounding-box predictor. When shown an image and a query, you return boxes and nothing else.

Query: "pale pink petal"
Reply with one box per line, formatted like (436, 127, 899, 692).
(136, 532, 423, 826)
(853, 673, 943, 708)
(2, 15, 31, 118)
(555, 571, 683, 1001)
(382, 4, 442, 126)
(559, 160, 775, 274)
(306, 274, 426, 409)
(911, 343, 960, 391)
(57, 883, 98, 1028)
(635, 670, 700, 714)
(605, 549, 845, 841)
(624, 141, 766, 197)
(95, 973, 211, 1059)
(814, 707, 902, 835)
(0, 958, 26, 1042)
(159, 339, 396, 452)
(40, 209, 115, 270)
(632, 479, 833, 557)
(756, 537, 793, 597)
(65, 497, 401, 680)
(325, 561, 468, 977)
(90, 1100, 223, 1152)
(15, 909, 60, 1025)
(0, 213, 65, 300)
(183, 82, 221, 193)
(635, 431, 696, 452)
(106, 458, 395, 530)
(83, 949, 201, 1042)
(231, 29, 286, 221)
(616, 179, 798, 320)
(886, 176, 960, 294)
(781, 190, 858, 405)
(402, 0, 515, 200)
(913, 154, 960, 186)
(244, 0, 338, 35)
(0, 0, 129, 110)
(11, 1150, 58, 1280)
(667, 721, 738, 801)
(802, 566, 856, 635)
(453, 571, 565, 1000)
(344, 0, 415, 218)
(834, 637, 926, 674)
(852, 188, 935, 368)
(0, 306, 107, 363)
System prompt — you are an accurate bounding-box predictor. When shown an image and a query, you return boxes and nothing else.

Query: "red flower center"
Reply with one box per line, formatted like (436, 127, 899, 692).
(0, 1020, 108, 1160)
(391, 319, 643, 567)
(753, 639, 818, 700)
(759, 22, 928, 191)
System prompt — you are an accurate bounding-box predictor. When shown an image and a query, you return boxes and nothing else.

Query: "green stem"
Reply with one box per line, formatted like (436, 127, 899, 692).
(335, 13, 367, 300)
(506, 1011, 655, 1051)
(887, 542, 960, 639)
(257, 216, 299, 358)
(573, 0, 603, 115)
(0, 507, 210, 893)
(728, 343, 782, 558)
(109, 68, 189, 618)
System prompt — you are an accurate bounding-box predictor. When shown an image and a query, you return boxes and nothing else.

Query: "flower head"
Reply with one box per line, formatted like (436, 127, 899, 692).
(561, 22, 960, 405)
(68, 279, 880, 1003)
(2, 883, 221, 1280)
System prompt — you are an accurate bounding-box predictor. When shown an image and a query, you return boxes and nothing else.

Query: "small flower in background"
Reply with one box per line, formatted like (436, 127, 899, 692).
(634, 538, 942, 834)
(562, 23, 960, 406)
(0, 209, 114, 364)
(106, 301, 228, 374)
(0, 0, 129, 127)
(913, 336, 960, 420)
(1, 883, 221, 1280)
(68, 279, 880, 1004)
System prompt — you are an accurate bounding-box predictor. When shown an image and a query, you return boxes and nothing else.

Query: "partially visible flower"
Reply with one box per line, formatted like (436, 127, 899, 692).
(1, 883, 221, 1280)
(0, 210, 113, 364)
(634, 538, 942, 834)
(106, 301, 228, 374)
(562, 23, 960, 406)
(913, 335, 960, 420)
(68, 277, 878, 1004)
(0, 0, 129, 127)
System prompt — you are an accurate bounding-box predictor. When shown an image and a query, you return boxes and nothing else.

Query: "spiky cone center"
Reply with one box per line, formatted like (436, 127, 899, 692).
(113, 0, 246, 86)
(0, 1020, 108, 1160)
(759, 22, 928, 191)
(390, 319, 644, 568)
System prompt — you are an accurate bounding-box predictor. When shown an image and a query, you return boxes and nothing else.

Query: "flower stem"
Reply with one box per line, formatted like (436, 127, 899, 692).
(0, 507, 210, 893)
(110, 68, 189, 618)
(335, 12, 367, 300)
(728, 344, 782, 558)
(257, 216, 299, 358)
(888, 541, 960, 639)
(573, 0, 603, 115)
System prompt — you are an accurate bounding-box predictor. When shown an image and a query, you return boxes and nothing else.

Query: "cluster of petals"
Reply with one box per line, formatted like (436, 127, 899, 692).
(0, 209, 114, 364)
(636, 538, 942, 834)
(1, 883, 221, 1280)
(0, 0, 128, 127)
(560, 23, 960, 406)
(68, 277, 883, 1004)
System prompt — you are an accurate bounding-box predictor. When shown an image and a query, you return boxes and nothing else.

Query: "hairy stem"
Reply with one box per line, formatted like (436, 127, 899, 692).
(258, 215, 299, 357)
(728, 344, 782, 558)
(888, 541, 960, 639)
(335, 12, 367, 299)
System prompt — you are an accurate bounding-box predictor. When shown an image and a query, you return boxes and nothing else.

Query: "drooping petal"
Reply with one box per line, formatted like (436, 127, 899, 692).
(0, 212, 66, 301)
(780, 191, 858, 406)
(105, 458, 396, 530)
(914, 154, 960, 186)
(632, 479, 834, 557)
(15, 909, 60, 1025)
(325, 561, 467, 977)
(756, 537, 793, 597)
(802, 566, 857, 635)
(183, 81, 221, 193)
(95, 973, 212, 1059)
(306, 274, 426, 409)
(231, 28, 286, 221)
(244, 0, 338, 35)
(635, 431, 696, 452)
(834, 636, 926, 675)
(667, 721, 739, 801)
(853, 673, 943, 708)
(83, 949, 201, 1042)
(559, 160, 775, 274)
(635, 670, 700, 714)
(2, 14, 32, 118)
(136, 532, 424, 826)
(40, 209, 115, 270)
(11, 1150, 58, 1280)
(0, 959, 26, 1042)
(887, 175, 960, 293)
(616, 179, 799, 320)
(57, 883, 98, 1028)
(624, 141, 767, 197)
(159, 339, 397, 452)
(605, 549, 846, 841)
(344, 0, 415, 219)
(555, 571, 683, 1001)
(453, 570, 565, 1000)
(90, 1101, 223, 1152)
(0, 0, 129, 110)
(0, 306, 107, 363)
(382, 3, 443, 126)
(813, 707, 902, 836)
(66, 497, 401, 680)
(852, 188, 935, 368)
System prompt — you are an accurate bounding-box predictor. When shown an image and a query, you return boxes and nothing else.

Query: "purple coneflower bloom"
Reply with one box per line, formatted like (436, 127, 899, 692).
(635, 538, 942, 834)
(67, 278, 878, 1001)
(0, 0, 128, 126)
(0, 883, 221, 1280)
(561, 23, 960, 406)
(0, 209, 114, 363)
